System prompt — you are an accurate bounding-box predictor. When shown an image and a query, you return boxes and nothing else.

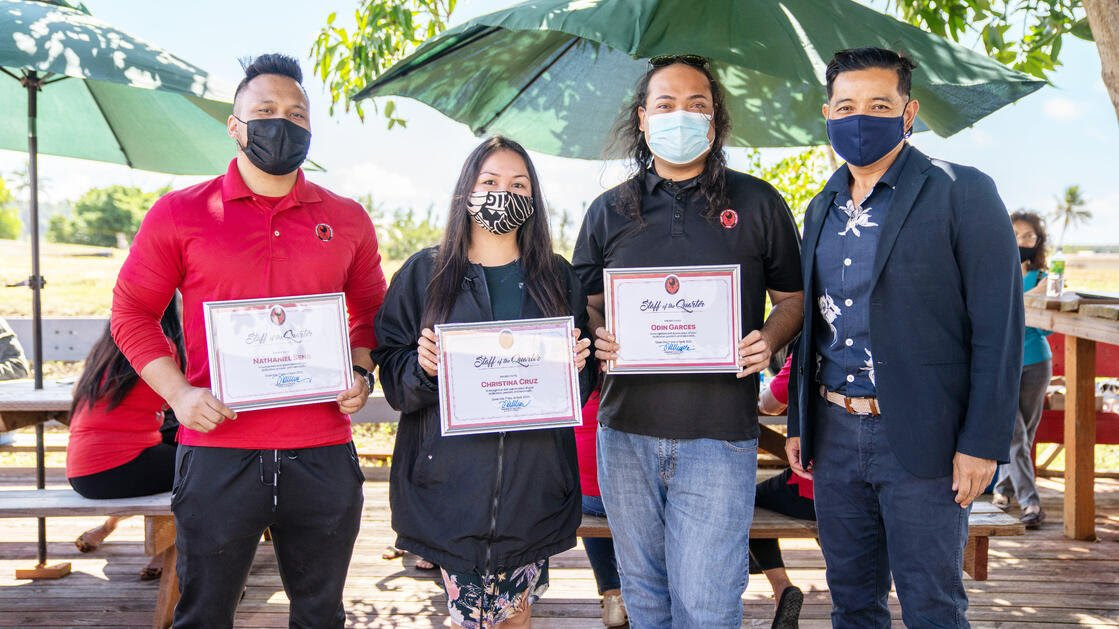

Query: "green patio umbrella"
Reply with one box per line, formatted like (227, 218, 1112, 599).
(0, 0, 234, 575)
(354, 0, 1045, 159)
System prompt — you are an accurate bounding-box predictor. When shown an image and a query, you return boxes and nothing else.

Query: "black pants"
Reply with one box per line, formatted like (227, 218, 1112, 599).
(68, 414, 180, 499)
(171, 442, 365, 629)
(749, 468, 817, 573)
(69, 443, 177, 499)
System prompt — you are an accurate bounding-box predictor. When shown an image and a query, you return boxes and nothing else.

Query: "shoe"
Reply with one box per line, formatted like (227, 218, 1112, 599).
(1020, 505, 1046, 529)
(601, 591, 627, 627)
(991, 493, 1010, 509)
(772, 585, 803, 629)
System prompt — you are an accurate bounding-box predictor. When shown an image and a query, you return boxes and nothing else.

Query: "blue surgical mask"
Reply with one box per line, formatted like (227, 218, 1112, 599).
(826, 114, 908, 167)
(646, 110, 713, 165)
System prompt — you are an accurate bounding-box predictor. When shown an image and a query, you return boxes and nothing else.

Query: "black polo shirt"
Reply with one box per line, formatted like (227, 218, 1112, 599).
(572, 168, 803, 441)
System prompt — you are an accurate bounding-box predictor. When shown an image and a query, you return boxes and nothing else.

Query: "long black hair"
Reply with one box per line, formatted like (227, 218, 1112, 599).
(72, 299, 185, 414)
(610, 57, 732, 222)
(1011, 210, 1050, 271)
(423, 136, 568, 328)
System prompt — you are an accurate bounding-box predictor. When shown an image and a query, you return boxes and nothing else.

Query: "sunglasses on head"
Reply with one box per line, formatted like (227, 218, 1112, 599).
(649, 54, 710, 69)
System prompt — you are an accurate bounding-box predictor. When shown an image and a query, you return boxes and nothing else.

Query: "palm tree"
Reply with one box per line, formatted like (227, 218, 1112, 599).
(1051, 185, 1092, 249)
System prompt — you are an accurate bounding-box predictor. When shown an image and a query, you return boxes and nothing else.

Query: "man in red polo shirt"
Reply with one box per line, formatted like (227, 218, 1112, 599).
(111, 54, 386, 628)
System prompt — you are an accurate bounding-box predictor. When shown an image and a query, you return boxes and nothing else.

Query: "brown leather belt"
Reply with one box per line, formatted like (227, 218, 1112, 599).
(820, 385, 881, 416)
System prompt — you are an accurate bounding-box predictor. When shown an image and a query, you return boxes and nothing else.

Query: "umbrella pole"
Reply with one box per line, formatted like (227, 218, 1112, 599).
(15, 70, 71, 582)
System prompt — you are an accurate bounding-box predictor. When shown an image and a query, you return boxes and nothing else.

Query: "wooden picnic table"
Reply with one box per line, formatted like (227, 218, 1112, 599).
(1025, 306, 1119, 540)
(0, 379, 73, 428)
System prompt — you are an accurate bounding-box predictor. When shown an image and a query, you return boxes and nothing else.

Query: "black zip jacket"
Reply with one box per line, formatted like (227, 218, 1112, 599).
(372, 247, 592, 574)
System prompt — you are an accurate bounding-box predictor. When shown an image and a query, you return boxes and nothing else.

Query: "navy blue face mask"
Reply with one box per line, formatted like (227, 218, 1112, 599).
(826, 111, 910, 167)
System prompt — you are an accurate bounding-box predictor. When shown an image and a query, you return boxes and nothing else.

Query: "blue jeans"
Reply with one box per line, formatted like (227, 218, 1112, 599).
(597, 423, 757, 629)
(813, 402, 970, 628)
(581, 495, 621, 594)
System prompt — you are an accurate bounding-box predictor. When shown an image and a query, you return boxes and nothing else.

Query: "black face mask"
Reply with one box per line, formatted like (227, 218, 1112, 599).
(234, 116, 311, 176)
(1019, 246, 1037, 263)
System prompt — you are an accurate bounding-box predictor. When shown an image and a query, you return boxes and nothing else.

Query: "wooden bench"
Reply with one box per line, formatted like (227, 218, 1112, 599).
(0, 490, 178, 629)
(576, 501, 1024, 582)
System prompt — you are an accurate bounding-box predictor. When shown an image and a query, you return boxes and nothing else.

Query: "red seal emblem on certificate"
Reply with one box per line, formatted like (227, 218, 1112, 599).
(664, 275, 680, 295)
(720, 209, 738, 229)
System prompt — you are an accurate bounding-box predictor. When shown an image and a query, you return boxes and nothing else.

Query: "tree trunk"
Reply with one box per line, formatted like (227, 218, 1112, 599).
(1083, 0, 1119, 124)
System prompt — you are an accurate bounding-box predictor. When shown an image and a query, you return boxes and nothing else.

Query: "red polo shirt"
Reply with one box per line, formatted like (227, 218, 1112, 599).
(111, 160, 387, 449)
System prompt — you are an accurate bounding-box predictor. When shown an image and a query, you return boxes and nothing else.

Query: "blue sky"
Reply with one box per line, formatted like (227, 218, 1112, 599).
(2, 0, 1116, 244)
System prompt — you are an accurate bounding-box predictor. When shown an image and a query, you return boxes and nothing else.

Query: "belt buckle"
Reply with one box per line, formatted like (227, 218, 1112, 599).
(843, 397, 856, 414)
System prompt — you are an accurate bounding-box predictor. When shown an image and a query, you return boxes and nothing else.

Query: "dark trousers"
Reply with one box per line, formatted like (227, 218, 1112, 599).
(748, 468, 816, 574)
(69, 443, 177, 499)
(813, 402, 969, 629)
(171, 442, 365, 629)
(581, 494, 621, 594)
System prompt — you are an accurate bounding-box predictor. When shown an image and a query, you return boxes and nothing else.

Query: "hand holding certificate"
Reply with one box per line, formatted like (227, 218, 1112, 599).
(435, 317, 581, 436)
(603, 265, 742, 374)
(203, 293, 354, 411)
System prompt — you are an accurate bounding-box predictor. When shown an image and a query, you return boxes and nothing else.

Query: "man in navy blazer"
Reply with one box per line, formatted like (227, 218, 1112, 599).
(785, 48, 1023, 627)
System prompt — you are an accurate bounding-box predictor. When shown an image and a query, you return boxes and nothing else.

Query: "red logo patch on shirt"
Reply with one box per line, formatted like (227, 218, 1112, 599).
(315, 223, 334, 242)
(720, 209, 738, 229)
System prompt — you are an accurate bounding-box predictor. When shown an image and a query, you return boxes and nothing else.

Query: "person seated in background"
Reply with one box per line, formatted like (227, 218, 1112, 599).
(0, 316, 30, 381)
(0, 316, 33, 446)
(756, 353, 814, 629)
(576, 386, 627, 628)
(66, 300, 184, 580)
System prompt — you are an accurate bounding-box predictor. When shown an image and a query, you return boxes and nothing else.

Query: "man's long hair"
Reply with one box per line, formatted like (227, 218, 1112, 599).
(609, 60, 732, 222)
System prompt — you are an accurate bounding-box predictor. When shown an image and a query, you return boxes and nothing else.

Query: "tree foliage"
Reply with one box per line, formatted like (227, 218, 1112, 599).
(1051, 183, 1092, 247)
(744, 147, 832, 228)
(890, 0, 1093, 79)
(47, 185, 167, 247)
(310, 0, 456, 126)
(0, 177, 20, 240)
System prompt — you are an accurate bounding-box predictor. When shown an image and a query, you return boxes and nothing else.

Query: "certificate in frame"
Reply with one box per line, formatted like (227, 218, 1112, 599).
(203, 292, 354, 411)
(603, 265, 742, 374)
(436, 316, 580, 436)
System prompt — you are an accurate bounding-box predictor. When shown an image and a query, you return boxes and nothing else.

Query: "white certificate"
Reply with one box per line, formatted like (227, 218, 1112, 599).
(203, 293, 354, 411)
(604, 265, 742, 374)
(436, 317, 581, 436)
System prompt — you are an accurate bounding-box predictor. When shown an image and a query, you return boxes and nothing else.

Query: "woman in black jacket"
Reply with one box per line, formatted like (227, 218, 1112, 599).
(373, 136, 592, 629)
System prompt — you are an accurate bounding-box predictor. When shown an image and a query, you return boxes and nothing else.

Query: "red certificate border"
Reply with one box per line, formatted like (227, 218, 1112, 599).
(604, 265, 742, 372)
(436, 317, 580, 436)
(204, 293, 354, 411)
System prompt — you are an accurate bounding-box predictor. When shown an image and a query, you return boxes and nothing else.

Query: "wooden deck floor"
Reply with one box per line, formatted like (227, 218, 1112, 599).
(1, 467, 1117, 628)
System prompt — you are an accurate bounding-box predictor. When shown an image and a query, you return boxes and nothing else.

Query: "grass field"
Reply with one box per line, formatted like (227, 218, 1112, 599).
(0, 239, 404, 317)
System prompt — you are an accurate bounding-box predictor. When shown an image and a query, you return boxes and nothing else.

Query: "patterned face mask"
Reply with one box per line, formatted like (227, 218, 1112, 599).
(466, 190, 535, 234)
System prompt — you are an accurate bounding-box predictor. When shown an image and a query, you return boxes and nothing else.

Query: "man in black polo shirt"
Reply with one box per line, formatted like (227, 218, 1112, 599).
(572, 56, 804, 629)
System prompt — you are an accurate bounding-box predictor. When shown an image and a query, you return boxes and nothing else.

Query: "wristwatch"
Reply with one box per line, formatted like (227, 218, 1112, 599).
(352, 365, 375, 390)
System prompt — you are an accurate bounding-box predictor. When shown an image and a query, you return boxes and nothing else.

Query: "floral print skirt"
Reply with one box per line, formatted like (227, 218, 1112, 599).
(439, 560, 549, 628)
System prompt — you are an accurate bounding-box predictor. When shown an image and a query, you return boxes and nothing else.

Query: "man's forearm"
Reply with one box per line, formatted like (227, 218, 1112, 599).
(352, 347, 373, 372)
(762, 293, 804, 350)
(139, 356, 193, 404)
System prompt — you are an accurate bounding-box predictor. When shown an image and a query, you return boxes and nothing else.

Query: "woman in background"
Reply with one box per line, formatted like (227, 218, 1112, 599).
(67, 300, 184, 579)
(992, 211, 1053, 529)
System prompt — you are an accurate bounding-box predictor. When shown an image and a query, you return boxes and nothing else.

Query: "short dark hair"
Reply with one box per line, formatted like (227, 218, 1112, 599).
(234, 53, 304, 102)
(825, 47, 917, 100)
